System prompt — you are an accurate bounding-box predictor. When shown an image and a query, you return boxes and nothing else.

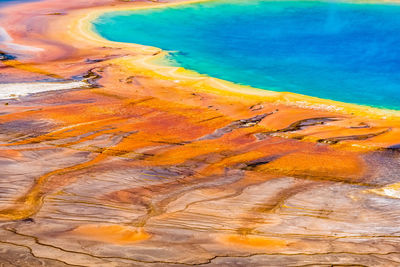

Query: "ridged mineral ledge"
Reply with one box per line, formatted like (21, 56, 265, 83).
(1, 0, 400, 266)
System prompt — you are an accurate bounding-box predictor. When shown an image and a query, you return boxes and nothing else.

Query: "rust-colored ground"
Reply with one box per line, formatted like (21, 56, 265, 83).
(1, 0, 400, 266)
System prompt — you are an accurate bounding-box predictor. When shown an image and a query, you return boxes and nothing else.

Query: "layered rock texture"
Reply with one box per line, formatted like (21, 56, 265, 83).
(1, 0, 400, 266)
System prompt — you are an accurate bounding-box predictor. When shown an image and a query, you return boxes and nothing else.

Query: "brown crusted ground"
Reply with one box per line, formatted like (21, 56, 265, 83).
(1, 0, 400, 266)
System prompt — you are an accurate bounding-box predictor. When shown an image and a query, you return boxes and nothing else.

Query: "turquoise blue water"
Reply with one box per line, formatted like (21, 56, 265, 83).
(94, 0, 400, 110)
(0, 0, 35, 8)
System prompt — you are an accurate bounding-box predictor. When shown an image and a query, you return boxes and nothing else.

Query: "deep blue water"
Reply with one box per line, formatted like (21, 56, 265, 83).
(0, 0, 35, 8)
(0, 0, 29, 3)
(94, 0, 400, 109)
